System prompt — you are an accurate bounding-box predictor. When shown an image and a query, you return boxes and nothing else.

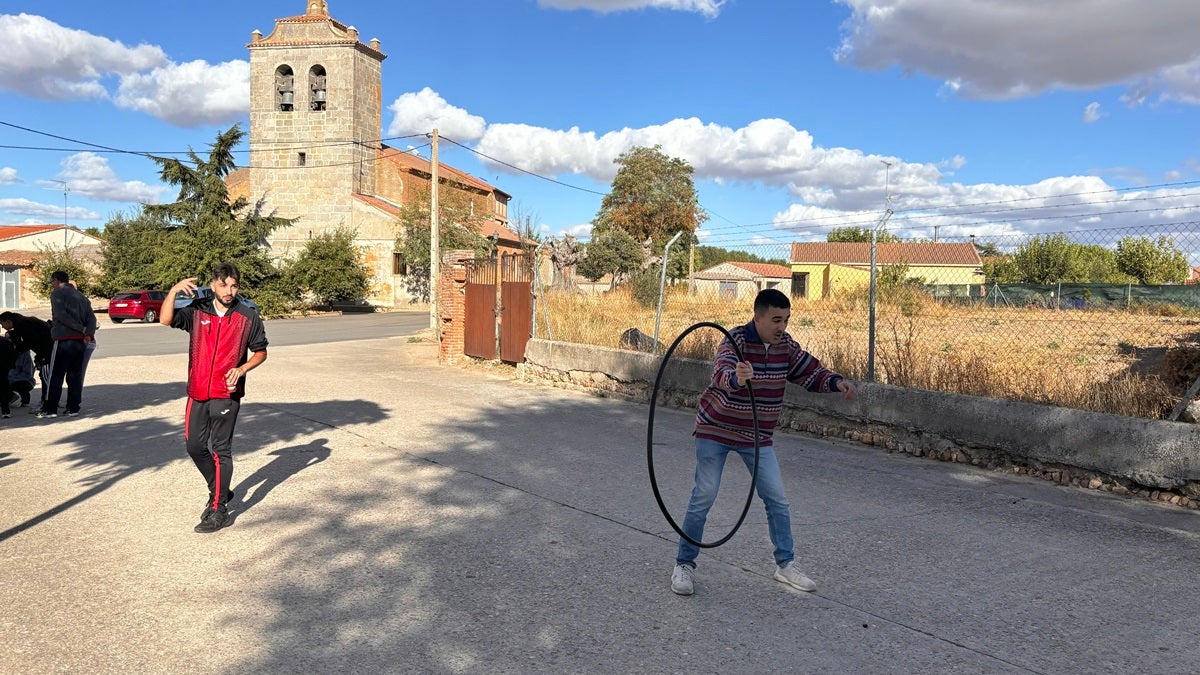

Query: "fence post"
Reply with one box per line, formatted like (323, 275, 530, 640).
(867, 209, 893, 382)
(654, 231, 684, 352)
(531, 239, 547, 340)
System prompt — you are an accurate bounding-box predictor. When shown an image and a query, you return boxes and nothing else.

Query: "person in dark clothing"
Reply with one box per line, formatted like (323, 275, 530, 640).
(1, 311, 53, 411)
(8, 348, 35, 408)
(161, 262, 268, 534)
(0, 334, 16, 419)
(37, 271, 97, 418)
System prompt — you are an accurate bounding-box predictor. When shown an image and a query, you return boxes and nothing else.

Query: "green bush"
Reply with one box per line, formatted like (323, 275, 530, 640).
(285, 227, 371, 305)
(631, 267, 662, 309)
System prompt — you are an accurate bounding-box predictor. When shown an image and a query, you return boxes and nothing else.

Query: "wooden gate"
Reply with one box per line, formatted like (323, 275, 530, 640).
(463, 259, 498, 359)
(500, 253, 533, 363)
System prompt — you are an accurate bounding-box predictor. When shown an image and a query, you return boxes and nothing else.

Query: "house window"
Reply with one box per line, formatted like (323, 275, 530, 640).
(719, 281, 737, 301)
(765, 281, 780, 290)
(309, 65, 327, 111)
(791, 272, 808, 299)
(275, 65, 295, 111)
(298, 152, 307, 166)
(393, 253, 407, 275)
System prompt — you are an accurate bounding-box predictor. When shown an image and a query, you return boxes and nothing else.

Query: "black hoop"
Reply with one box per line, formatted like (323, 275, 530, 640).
(647, 322, 760, 549)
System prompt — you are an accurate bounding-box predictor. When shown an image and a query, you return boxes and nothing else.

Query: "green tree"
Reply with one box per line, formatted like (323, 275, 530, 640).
(827, 226, 901, 243)
(577, 226, 642, 285)
(1012, 234, 1084, 284)
(694, 245, 787, 270)
(97, 210, 170, 296)
(29, 245, 96, 298)
(1076, 244, 1131, 284)
(982, 256, 1021, 284)
(1115, 236, 1189, 285)
(142, 124, 291, 292)
(393, 188, 491, 303)
(286, 227, 372, 304)
(972, 241, 1002, 257)
(592, 145, 706, 255)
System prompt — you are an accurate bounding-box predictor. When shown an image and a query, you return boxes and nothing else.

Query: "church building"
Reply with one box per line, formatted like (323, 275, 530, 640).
(229, 1, 518, 307)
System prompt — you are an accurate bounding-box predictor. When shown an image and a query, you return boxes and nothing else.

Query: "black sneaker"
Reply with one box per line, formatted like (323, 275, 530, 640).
(199, 490, 235, 519)
(63, 410, 80, 417)
(194, 506, 231, 533)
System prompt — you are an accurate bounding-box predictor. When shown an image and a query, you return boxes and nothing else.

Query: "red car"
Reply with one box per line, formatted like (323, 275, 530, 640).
(108, 290, 167, 323)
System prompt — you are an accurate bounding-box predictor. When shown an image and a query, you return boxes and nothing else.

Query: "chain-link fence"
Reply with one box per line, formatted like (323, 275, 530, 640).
(537, 220, 1200, 420)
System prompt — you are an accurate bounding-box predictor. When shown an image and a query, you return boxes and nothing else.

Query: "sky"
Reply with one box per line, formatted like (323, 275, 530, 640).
(3, 0, 1200, 258)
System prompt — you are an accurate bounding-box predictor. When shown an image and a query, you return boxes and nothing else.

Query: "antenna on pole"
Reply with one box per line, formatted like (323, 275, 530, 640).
(881, 160, 893, 209)
(47, 179, 70, 248)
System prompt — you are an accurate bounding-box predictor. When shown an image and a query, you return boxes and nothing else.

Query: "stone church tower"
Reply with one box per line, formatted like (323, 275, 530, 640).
(246, 0, 385, 254)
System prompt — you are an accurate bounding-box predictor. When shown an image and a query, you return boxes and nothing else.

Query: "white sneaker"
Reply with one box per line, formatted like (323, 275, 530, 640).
(774, 562, 817, 592)
(670, 564, 695, 595)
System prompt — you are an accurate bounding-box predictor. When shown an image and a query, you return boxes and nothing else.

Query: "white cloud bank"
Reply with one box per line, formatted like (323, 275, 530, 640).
(388, 88, 1200, 241)
(537, 0, 724, 17)
(0, 198, 99, 221)
(833, 0, 1200, 105)
(49, 152, 167, 204)
(387, 87, 487, 141)
(0, 13, 247, 126)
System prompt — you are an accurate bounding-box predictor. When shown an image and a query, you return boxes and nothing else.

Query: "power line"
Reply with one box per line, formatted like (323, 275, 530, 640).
(439, 135, 608, 196)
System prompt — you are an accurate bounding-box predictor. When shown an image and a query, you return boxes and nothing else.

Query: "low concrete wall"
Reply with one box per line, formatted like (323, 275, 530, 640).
(518, 339, 1200, 506)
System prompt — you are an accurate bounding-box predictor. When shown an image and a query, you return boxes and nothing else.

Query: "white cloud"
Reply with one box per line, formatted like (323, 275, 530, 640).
(1083, 102, 1104, 123)
(834, 1, 1200, 103)
(49, 152, 167, 204)
(0, 13, 167, 100)
(0, 198, 99, 221)
(559, 223, 595, 239)
(537, 0, 724, 17)
(386, 87, 487, 141)
(115, 59, 250, 127)
(0, 168, 19, 185)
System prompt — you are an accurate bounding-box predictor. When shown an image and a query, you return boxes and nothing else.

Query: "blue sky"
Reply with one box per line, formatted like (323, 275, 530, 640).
(3, 0, 1200, 255)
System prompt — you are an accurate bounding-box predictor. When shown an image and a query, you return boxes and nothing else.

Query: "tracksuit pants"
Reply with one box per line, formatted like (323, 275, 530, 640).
(43, 339, 86, 415)
(185, 398, 241, 510)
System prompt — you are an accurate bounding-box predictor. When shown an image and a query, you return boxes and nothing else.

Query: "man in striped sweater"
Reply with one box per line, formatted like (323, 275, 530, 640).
(671, 288, 856, 596)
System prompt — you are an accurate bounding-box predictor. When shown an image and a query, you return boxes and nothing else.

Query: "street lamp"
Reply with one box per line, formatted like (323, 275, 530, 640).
(47, 179, 70, 248)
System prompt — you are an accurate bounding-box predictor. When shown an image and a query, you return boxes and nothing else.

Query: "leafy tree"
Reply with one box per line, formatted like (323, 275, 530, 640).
(827, 226, 901, 243)
(286, 227, 372, 304)
(592, 145, 706, 254)
(577, 226, 642, 286)
(393, 188, 491, 303)
(82, 227, 102, 237)
(1012, 234, 1084, 284)
(97, 210, 170, 296)
(972, 241, 1002, 257)
(982, 256, 1021, 284)
(1115, 236, 1189, 285)
(29, 245, 96, 298)
(1076, 244, 1131, 284)
(695, 245, 787, 270)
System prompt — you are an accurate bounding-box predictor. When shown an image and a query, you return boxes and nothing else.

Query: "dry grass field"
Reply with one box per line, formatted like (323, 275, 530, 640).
(542, 285, 1200, 419)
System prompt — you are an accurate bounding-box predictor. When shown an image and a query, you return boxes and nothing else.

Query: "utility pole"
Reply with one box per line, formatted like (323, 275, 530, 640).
(688, 236, 695, 294)
(429, 128, 440, 333)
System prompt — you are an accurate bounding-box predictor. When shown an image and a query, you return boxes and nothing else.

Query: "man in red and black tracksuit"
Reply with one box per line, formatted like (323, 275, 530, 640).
(161, 262, 268, 534)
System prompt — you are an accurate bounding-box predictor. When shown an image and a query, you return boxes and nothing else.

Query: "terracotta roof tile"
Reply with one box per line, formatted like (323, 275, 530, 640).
(379, 146, 496, 194)
(790, 242, 981, 266)
(0, 249, 38, 266)
(728, 261, 792, 278)
(0, 224, 61, 241)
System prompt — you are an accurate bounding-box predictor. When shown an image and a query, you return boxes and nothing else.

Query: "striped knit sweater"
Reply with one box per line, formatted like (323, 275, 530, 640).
(694, 321, 844, 447)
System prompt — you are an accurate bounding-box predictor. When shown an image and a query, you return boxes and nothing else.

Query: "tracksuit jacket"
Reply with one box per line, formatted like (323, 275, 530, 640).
(171, 297, 268, 401)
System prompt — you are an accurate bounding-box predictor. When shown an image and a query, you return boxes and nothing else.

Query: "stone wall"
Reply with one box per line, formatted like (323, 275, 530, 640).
(518, 339, 1200, 509)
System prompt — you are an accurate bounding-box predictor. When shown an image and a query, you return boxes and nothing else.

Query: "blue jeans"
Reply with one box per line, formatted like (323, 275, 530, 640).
(676, 438, 794, 568)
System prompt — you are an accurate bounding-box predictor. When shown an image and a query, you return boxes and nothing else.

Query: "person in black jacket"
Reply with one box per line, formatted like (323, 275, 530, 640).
(38, 271, 97, 418)
(1, 310, 53, 411)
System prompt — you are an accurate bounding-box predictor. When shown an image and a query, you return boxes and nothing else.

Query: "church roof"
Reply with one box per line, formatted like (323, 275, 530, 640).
(380, 146, 501, 195)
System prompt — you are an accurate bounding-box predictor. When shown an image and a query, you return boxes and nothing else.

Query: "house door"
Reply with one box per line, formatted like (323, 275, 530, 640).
(0, 267, 18, 308)
(790, 272, 808, 299)
(463, 260, 498, 359)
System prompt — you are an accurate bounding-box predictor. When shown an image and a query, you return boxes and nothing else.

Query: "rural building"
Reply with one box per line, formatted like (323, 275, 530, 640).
(0, 224, 103, 309)
(693, 261, 792, 300)
(231, 1, 519, 307)
(789, 242, 983, 299)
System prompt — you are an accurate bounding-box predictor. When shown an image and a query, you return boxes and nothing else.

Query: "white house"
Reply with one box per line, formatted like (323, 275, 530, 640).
(693, 261, 792, 301)
(0, 224, 103, 309)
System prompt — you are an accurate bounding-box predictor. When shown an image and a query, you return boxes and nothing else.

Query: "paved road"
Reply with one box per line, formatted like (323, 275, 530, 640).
(3, 333, 1200, 673)
(89, 310, 429, 358)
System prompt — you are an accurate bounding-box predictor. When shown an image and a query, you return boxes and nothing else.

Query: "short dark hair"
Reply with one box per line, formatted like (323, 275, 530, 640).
(212, 262, 241, 284)
(754, 288, 790, 314)
(50, 270, 69, 284)
(0, 311, 15, 323)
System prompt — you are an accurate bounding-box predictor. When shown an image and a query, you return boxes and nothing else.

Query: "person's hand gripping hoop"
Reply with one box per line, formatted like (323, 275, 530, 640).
(647, 322, 760, 549)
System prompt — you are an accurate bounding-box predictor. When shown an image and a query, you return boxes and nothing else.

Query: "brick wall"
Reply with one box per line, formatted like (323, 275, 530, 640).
(438, 251, 474, 364)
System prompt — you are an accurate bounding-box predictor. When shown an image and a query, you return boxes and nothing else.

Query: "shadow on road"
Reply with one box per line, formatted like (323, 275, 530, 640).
(232, 438, 332, 518)
(0, 392, 385, 543)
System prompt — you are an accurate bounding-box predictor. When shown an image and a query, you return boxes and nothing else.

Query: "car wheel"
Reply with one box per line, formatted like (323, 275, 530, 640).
(143, 309, 157, 323)
(111, 317, 124, 324)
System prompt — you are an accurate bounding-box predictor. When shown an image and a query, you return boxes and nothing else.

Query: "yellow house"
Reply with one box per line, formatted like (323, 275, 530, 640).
(789, 242, 983, 299)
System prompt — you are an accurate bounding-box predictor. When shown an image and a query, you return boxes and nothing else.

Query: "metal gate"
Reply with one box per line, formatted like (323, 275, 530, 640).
(463, 259, 498, 359)
(500, 253, 533, 363)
